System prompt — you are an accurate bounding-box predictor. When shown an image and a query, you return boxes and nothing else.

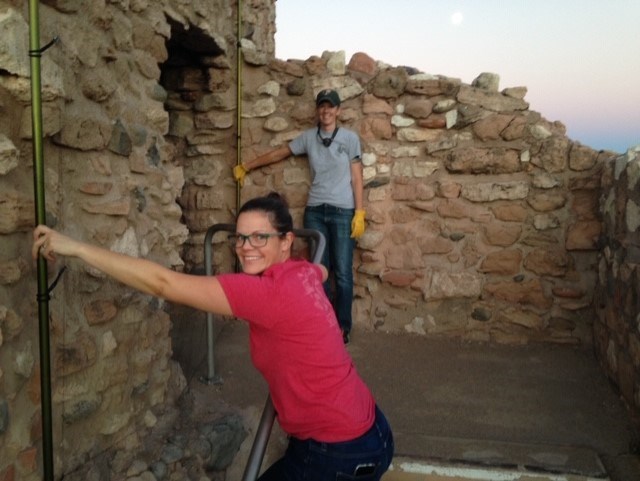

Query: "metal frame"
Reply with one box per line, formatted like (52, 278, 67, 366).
(201, 224, 326, 480)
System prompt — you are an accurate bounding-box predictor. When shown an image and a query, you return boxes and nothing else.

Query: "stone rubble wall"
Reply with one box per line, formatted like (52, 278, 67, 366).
(594, 146, 640, 414)
(0, 0, 273, 479)
(234, 54, 614, 347)
(0, 0, 637, 479)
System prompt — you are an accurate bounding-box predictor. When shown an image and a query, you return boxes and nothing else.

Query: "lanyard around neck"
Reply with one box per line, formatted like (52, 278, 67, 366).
(317, 125, 339, 147)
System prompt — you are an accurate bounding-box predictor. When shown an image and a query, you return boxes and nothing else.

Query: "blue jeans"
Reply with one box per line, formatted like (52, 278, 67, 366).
(303, 204, 355, 332)
(258, 406, 394, 481)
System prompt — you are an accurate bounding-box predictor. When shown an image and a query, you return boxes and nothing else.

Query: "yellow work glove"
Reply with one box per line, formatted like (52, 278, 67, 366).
(233, 164, 249, 187)
(350, 209, 366, 239)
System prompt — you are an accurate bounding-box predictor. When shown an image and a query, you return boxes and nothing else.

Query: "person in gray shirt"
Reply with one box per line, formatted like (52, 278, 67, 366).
(234, 89, 365, 344)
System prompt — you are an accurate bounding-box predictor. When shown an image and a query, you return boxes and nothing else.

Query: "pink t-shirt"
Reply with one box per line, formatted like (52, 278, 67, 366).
(217, 258, 375, 442)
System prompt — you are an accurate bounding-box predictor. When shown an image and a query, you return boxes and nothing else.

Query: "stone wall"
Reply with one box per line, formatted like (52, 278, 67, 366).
(594, 146, 640, 413)
(0, 0, 274, 479)
(232, 55, 615, 346)
(0, 0, 636, 479)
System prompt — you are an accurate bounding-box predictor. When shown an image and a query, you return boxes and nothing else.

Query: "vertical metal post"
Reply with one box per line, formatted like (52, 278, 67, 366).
(235, 0, 243, 215)
(200, 224, 235, 385)
(27, 1, 54, 479)
(241, 230, 325, 481)
(234, 0, 243, 274)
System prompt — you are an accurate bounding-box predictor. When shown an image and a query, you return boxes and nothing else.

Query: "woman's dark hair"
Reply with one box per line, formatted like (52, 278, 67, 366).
(238, 192, 293, 233)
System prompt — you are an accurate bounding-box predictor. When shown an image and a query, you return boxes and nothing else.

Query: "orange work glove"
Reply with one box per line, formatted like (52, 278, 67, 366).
(350, 209, 366, 238)
(233, 164, 249, 187)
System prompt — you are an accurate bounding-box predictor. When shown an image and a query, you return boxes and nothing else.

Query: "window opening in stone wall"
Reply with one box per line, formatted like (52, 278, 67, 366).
(160, 18, 235, 275)
(159, 18, 236, 381)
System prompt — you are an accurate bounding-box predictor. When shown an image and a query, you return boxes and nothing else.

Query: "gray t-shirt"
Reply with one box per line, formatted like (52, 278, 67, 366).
(289, 126, 362, 209)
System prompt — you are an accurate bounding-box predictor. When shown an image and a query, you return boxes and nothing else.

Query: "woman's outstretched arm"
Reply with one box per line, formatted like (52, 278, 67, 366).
(32, 225, 233, 316)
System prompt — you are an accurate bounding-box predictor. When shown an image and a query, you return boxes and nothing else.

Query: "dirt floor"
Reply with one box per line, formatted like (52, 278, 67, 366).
(173, 317, 640, 480)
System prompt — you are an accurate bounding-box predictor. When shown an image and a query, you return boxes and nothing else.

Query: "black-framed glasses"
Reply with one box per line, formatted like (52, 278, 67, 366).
(227, 232, 285, 248)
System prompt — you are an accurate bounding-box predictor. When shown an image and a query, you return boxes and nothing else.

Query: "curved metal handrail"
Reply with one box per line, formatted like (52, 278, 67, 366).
(200, 223, 235, 385)
(202, 223, 327, 480)
(241, 228, 326, 481)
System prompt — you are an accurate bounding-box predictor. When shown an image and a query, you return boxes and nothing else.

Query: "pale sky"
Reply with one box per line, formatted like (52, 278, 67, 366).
(275, 0, 640, 154)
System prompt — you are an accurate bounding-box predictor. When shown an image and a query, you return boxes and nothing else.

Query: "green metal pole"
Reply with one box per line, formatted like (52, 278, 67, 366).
(235, 0, 243, 272)
(28, 1, 55, 479)
(236, 0, 243, 209)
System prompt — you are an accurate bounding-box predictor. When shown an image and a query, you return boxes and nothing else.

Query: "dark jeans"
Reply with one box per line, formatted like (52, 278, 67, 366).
(258, 406, 394, 481)
(303, 204, 355, 332)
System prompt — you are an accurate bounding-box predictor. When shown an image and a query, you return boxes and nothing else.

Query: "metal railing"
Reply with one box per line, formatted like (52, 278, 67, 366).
(202, 224, 326, 480)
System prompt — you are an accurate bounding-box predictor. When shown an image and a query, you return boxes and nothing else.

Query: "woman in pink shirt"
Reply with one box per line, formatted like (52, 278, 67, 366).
(33, 192, 393, 480)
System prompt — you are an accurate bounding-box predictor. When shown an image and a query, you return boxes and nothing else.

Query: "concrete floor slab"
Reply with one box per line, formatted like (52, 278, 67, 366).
(182, 320, 640, 480)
